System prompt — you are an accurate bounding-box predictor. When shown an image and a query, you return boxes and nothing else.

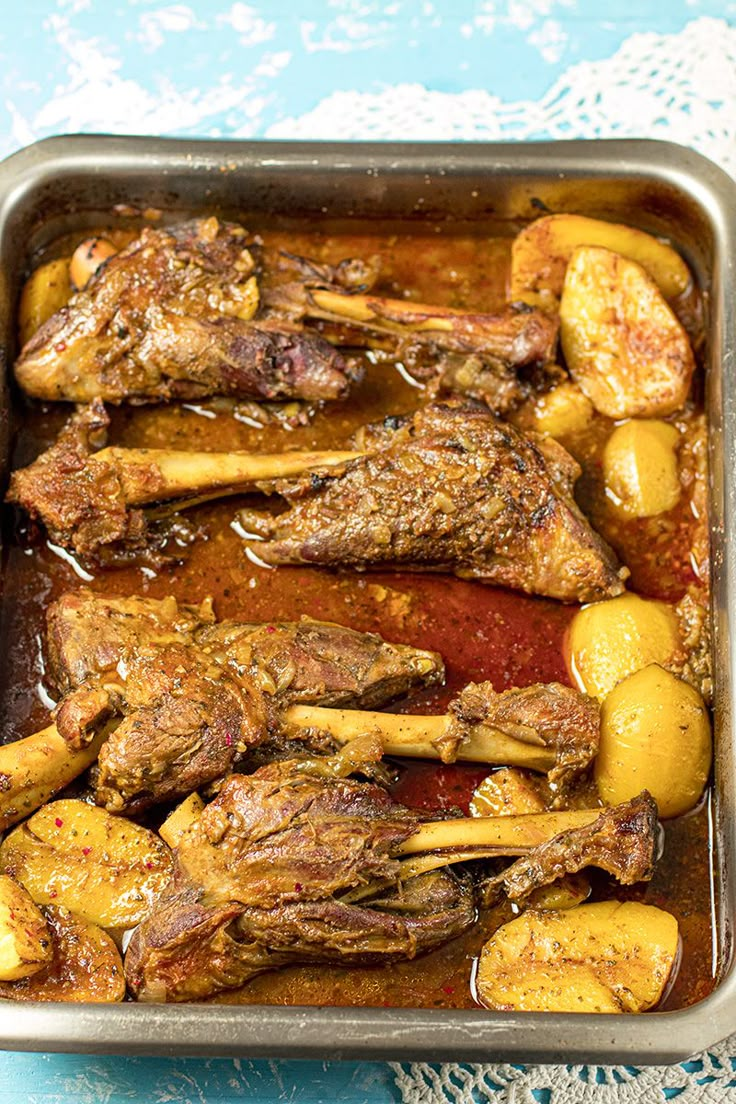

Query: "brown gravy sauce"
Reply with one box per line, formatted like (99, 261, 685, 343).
(0, 219, 717, 1011)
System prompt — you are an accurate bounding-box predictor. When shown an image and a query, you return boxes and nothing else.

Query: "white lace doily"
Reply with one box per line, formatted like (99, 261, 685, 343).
(390, 1045, 736, 1103)
(268, 15, 736, 179)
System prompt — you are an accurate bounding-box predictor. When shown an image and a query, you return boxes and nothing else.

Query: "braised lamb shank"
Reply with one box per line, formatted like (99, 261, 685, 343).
(241, 400, 626, 603)
(124, 742, 658, 1002)
(45, 590, 444, 813)
(43, 590, 601, 814)
(14, 218, 353, 405)
(6, 401, 362, 564)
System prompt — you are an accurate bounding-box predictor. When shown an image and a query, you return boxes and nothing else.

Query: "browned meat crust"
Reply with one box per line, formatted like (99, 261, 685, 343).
(240, 401, 626, 603)
(267, 254, 560, 413)
(6, 401, 153, 562)
(482, 792, 658, 904)
(93, 644, 270, 814)
(45, 590, 443, 812)
(15, 218, 352, 405)
(442, 680, 600, 790)
(45, 589, 212, 695)
(46, 589, 443, 708)
(124, 746, 475, 1002)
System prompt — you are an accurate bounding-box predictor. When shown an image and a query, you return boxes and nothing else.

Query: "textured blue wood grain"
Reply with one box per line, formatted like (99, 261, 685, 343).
(13, 1054, 399, 1103)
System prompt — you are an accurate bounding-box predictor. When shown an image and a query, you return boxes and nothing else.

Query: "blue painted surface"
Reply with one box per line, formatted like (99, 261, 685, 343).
(7, 1053, 401, 1102)
(0, 2, 732, 1100)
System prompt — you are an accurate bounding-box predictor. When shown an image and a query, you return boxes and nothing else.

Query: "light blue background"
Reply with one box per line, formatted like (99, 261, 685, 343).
(0, 2, 733, 1101)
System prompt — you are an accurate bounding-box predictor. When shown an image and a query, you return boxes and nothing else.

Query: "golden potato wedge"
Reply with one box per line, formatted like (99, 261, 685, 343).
(602, 420, 681, 518)
(0, 905, 124, 1002)
(510, 213, 691, 310)
(0, 799, 172, 929)
(531, 381, 594, 440)
(527, 874, 590, 912)
(566, 592, 682, 702)
(159, 792, 204, 849)
(476, 900, 679, 1012)
(596, 664, 711, 817)
(69, 237, 117, 291)
(0, 875, 52, 980)
(560, 247, 695, 419)
(18, 258, 72, 347)
(470, 768, 546, 818)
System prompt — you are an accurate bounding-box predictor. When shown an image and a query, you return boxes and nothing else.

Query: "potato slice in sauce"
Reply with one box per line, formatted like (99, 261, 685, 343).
(0, 905, 124, 1002)
(0, 799, 172, 929)
(18, 258, 72, 347)
(566, 592, 682, 703)
(510, 213, 690, 310)
(596, 664, 711, 818)
(560, 246, 694, 419)
(0, 875, 52, 980)
(476, 901, 679, 1012)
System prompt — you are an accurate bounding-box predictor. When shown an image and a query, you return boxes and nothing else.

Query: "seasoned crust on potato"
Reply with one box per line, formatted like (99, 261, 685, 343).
(0, 906, 124, 1002)
(560, 246, 695, 419)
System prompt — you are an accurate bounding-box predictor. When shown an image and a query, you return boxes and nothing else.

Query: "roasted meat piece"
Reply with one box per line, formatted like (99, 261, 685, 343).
(7, 402, 149, 562)
(481, 792, 659, 904)
(6, 401, 361, 564)
(124, 743, 658, 1002)
(46, 589, 442, 708)
(267, 253, 560, 414)
(45, 590, 443, 812)
(284, 678, 600, 795)
(15, 218, 353, 405)
(442, 680, 600, 790)
(240, 401, 626, 603)
(124, 745, 474, 1002)
(92, 644, 270, 814)
(45, 590, 212, 696)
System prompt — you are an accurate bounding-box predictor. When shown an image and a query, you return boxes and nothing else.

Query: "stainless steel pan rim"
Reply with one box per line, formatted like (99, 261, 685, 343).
(0, 135, 732, 1064)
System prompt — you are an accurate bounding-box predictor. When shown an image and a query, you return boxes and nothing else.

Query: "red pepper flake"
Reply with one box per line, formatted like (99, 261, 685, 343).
(294, 882, 303, 893)
(54, 817, 63, 828)
(442, 985, 455, 995)
(265, 625, 276, 634)
(49, 891, 57, 899)
(225, 733, 233, 747)
(81, 847, 91, 856)
(144, 861, 154, 870)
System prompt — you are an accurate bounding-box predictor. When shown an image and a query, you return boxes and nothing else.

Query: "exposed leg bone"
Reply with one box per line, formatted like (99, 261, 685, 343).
(92, 446, 365, 505)
(0, 723, 112, 831)
(284, 679, 599, 789)
(268, 279, 559, 366)
(6, 401, 364, 562)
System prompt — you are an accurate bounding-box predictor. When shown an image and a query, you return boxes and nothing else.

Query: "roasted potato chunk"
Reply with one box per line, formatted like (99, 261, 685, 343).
(69, 237, 118, 292)
(602, 420, 681, 517)
(0, 875, 52, 981)
(597, 664, 711, 817)
(0, 799, 172, 929)
(159, 792, 204, 849)
(476, 901, 679, 1012)
(18, 258, 72, 347)
(510, 214, 690, 310)
(531, 381, 594, 441)
(0, 905, 124, 1002)
(560, 247, 695, 419)
(527, 875, 590, 912)
(470, 768, 546, 817)
(566, 592, 682, 703)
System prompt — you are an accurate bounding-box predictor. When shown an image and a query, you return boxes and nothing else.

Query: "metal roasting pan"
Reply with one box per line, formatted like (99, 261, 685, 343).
(0, 135, 732, 1063)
